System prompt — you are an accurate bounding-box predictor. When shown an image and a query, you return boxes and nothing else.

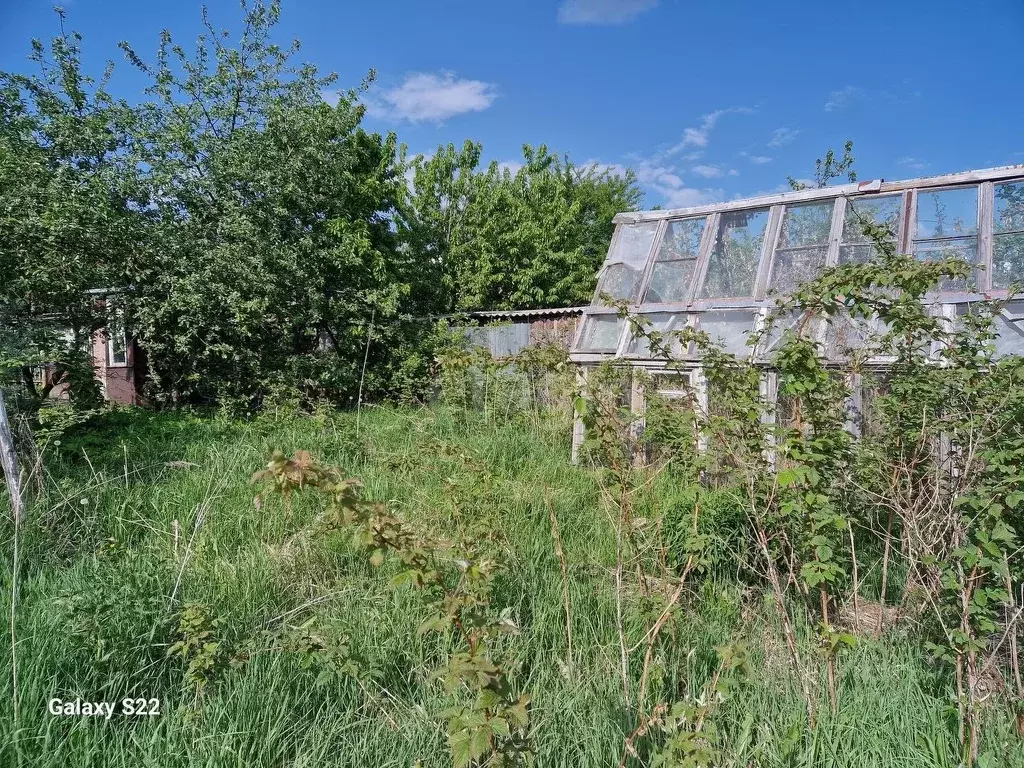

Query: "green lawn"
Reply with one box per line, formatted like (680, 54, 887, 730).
(1, 405, 1021, 767)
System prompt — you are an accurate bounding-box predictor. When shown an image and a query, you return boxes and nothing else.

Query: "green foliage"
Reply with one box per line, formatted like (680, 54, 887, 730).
(167, 602, 231, 697)
(5, 406, 1024, 766)
(788, 139, 857, 191)
(1, 2, 637, 413)
(404, 141, 642, 312)
(116, 1, 420, 408)
(650, 642, 749, 768)
(0, 11, 132, 408)
(662, 486, 748, 579)
(255, 449, 534, 767)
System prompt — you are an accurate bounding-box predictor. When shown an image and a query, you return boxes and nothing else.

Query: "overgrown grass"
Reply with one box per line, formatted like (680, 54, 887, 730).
(1, 405, 1022, 766)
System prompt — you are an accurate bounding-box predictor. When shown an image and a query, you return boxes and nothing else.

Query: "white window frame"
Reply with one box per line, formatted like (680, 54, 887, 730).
(908, 184, 982, 291)
(106, 302, 130, 368)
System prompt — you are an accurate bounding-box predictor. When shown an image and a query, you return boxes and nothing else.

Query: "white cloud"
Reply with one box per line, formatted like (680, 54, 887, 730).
(670, 107, 754, 153)
(692, 164, 724, 178)
(365, 72, 497, 123)
(728, 169, 740, 176)
(634, 161, 683, 190)
(825, 83, 920, 113)
(824, 85, 865, 112)
(768, 127, 800, 148)
(897, 156, 929, 172)
(624, 156, 723, 209)
(557, 0, 658, 24)
(750, 155, 773, 164)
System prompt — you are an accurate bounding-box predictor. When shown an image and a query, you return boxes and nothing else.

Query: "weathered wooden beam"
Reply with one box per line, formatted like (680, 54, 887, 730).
(571, 366, 588, 466)
(0, 389, 25, 523)
(614, 164, 1024, 225)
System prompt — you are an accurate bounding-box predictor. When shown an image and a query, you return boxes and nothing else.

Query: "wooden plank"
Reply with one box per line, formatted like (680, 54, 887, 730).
(687, 211, 721, 305)
(824, 197, 846, 268)
(0, 390, 25, 523)
(979, 182, 994, 292)
(753, 204, 785, 300)
(571, 366, 588, 465)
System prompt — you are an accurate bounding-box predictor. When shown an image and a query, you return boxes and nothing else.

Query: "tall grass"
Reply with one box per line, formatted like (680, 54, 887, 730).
(1, 405, 1021, 766)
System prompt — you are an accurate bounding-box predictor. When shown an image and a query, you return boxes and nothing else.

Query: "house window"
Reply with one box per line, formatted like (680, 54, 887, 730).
(993, 181, 1024, 289)
(593, 222, 660, 304)
(642, 217, 706, 303)
(912, 186, 979, 290)
(31, 365, 47, 390)
(106, 306, 129, 367)
(699, 208, 770, 299)
(838, 194, 903, 264)
(769, 201, 834, 296)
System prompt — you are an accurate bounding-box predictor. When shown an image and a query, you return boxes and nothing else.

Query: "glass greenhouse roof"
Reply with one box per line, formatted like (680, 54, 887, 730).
(572, 165, 1024, 364)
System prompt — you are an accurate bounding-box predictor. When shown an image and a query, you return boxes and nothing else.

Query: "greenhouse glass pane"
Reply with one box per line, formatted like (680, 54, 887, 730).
(651, 373, 694, 399)
(626, 313, 680, 356)
(697, 311, 758, 358)
(595, 263, 643, 303)
(759, 312, 821, 357)
(700, 209, 769, 299)
(825, 314, 888, 358)
(838, 244, 876, 264)
(607, 222, 659, 267)
(912, 240, 978, 291)
(912, 240, 976, 262)
(577, 315, 623, 351)
(594, 222, 659, 304)
(993, 232, 1024, 289)
(994, 182, 1024, 233)
(644, 260, 696, 303)
(994, 310, 1024, 357)
(778, 201, 833, 249)
(915, 188, 978, 239)
(656, 218, 705, 261)
(769, 247, 828, 297)
(955, 303, 1024, 357)
(842, 195, 903, 244)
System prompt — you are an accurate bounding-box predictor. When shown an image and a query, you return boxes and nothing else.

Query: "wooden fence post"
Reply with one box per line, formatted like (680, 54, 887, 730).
(571, 366, 587, 465)
(0, 389, 25, 523)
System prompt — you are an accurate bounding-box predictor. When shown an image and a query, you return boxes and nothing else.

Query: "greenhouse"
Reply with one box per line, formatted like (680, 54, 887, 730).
(569, 165, 1024, 459)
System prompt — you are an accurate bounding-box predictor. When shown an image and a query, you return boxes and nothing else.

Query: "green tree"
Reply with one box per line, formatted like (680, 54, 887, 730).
(405, 142, 642, 311)
(119, 1, 420, 408)
(0, 10, 138, 406)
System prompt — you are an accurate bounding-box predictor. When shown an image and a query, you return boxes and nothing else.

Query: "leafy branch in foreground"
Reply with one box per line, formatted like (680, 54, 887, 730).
(254, 449, 533, 768)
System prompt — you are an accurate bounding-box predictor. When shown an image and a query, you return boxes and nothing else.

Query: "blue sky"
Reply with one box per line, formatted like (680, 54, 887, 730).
(2, 0, 1023, 210)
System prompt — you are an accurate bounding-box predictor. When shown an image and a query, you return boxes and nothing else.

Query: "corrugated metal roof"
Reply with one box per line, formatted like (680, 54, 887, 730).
(468, 306, 585, 320)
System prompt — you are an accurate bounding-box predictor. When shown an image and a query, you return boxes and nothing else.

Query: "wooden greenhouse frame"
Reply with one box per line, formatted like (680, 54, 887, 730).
(569, 164, 1024, 462)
